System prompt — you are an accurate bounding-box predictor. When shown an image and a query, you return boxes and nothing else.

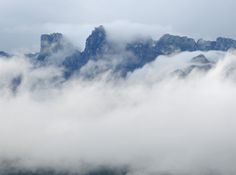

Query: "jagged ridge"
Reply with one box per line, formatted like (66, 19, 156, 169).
(2, 25, 236, 79)
(34, 26, 236, 78)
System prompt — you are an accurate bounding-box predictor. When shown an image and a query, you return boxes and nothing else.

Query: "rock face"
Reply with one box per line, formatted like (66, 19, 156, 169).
(33, 27, 109, 78)
(62, 50, 82, 78)
(196, 39, 216, 51)
(173, 54, 213, 78)
(215, 37, 236, 51)
(62, 26, 112, 78)
(0, 51, 10, 58)
(24, 26, 236, 78)
(155, 34, 197, 54)
(197, 37, 236, 51)
(82, 25, 109, 59)
(126, 39, 157, 71)
(38, 33, 66, 61)
(10, 75, 22, 93)
(40, 33, 64, 54)
(191, 54, 210, 64)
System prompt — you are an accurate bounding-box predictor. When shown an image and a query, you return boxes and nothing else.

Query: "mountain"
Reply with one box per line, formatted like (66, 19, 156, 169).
(62, 25, 112, 78)
(173, 54, 213, 78)
(0, 51, 10, 58)
(82, 25, 110, 59)
(36, 32, 76, 65)
(156, 34, 197, 54)
(191, 54, 211, 64)
(197, 37, 236, 51)
(2, 25, 236, 79)
(37, 33, 64, 61)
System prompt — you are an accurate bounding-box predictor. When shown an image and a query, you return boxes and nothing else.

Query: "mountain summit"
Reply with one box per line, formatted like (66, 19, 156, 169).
(2, 25, 236, 79)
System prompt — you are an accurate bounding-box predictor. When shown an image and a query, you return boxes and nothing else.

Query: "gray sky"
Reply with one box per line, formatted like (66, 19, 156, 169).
(0, 0, 236, 52)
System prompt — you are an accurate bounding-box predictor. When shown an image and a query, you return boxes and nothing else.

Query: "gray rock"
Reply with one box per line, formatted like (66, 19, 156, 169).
(155, 34, 197, 54)
(0, 51, 10, 58)
(191, 54, 210, 64)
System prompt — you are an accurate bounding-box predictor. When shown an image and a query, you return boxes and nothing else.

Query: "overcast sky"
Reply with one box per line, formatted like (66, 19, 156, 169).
(0, 0, 236, 52)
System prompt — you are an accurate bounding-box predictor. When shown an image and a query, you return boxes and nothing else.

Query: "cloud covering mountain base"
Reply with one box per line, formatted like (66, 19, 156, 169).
(1, 51, 236, 175)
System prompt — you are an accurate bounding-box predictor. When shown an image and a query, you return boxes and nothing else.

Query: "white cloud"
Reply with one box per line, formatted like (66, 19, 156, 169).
(0, 51, 236, 174)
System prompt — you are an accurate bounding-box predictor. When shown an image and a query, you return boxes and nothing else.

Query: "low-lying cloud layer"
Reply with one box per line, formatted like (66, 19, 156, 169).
(1, 0, 236, 52)
(1, 50, 236, 174)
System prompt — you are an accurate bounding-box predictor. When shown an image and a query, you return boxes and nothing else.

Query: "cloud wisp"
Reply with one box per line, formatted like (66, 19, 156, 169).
(0, 51, 236, 174)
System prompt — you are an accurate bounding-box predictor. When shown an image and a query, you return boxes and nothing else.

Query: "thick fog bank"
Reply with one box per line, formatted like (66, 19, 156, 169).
(0, 51, 236, 175)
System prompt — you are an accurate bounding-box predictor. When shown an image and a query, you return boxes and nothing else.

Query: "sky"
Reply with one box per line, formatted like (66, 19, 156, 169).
(0, 0, 236, 52)
(1, 1, 236, 173)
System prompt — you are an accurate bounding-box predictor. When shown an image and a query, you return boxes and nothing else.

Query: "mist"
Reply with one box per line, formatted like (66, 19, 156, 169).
(0, 50, 236, 174)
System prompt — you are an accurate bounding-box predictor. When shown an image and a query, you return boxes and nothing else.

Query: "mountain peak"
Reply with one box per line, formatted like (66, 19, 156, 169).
(24, 27, 236, 79)
(88, 25, 106, 42)
(191, 54, 210, 64)
(37, 33, 73, 62)
(94, 25, 106, 34)
(196, 39, 215, 51)
(215, 37, 236, 51)
(40, 33, 64, 54)
(156, 34, 197, 54)
(83, 25, 107, 58)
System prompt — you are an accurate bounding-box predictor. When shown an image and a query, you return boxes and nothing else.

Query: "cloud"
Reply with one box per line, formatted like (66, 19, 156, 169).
(1, 0, 236, 174)
(1, 51, 236, 174)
